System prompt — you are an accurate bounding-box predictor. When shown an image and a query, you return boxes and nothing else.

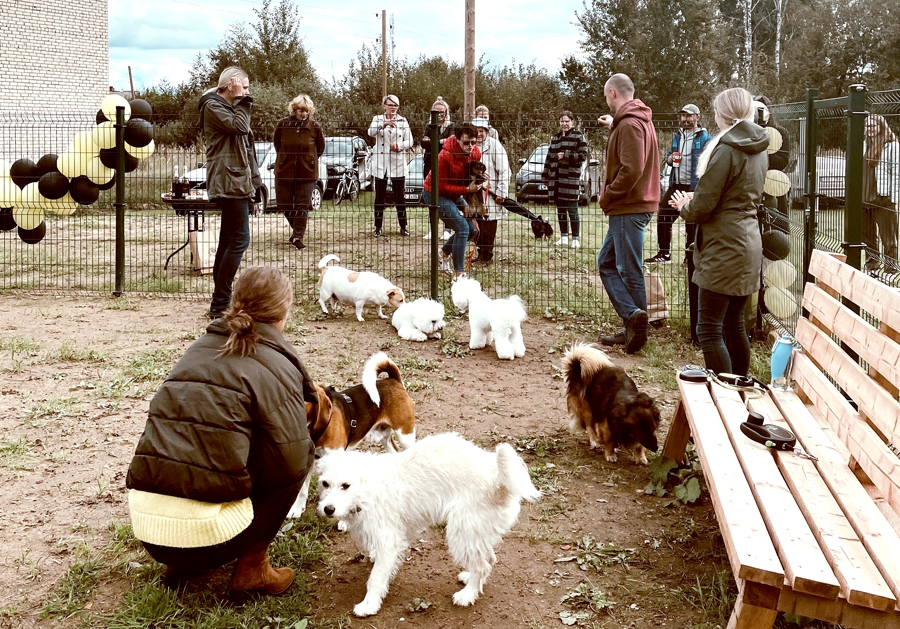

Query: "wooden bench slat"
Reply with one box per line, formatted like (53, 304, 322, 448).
(794, 321, 900, 515)
(676, 379, 784, 587)
(749, 394, 896, 611)
(804, 282, 900, 400)
(772, 389, 900, 606)
(710, 384, 841, 599)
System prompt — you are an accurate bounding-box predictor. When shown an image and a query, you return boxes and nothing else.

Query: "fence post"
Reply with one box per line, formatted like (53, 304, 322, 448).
(803, 88, 818, 285)
(844, 84, 867, 271)
(428, 109, 440, 299)
(113, 105, 126, 296)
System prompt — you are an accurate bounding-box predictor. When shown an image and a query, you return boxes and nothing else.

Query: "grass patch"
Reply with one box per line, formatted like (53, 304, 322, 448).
(569, 536, 639, 572)
(40, 557, 104, 619)
(670, 568, 736, 629)
(48, 340, 108, 363)
(123, 348, 180, 384)
(0, 438, 34, 470)
(106, 296, 140, 310)
(395, 355, 441, 376)
(23, 397, 81, 421)
(0, 336, 41, 354)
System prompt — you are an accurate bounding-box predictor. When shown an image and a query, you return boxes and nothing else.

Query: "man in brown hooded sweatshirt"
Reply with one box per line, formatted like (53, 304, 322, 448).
(596, 74, 660, 354)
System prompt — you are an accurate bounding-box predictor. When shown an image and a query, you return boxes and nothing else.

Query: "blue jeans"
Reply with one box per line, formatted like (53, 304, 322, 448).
(210, 197, 251, 313)
(423, 190, 478, 272)
(697, 288, 751, 376)
(597, 213, 652, 321)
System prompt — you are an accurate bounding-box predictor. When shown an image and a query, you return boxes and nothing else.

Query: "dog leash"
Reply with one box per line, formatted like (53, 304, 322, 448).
(740, 412, 818, 460)
(677, 365, 767, 399)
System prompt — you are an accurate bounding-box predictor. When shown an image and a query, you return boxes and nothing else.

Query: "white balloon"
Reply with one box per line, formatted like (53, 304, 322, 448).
(101, 94, 131, 123)
(764, 285, 798, 319)
(13, 183, 45, 229)
(58, 148, 88, 179)
(92, 121, 117, 150)
(43, 193, 78, 216)
(764, 260, 798, 289)
(766, 127, 783, 155)
(125, 139, 155, 159)
(0, 177, 19, 208)
(72, 129, 98, 156)
(763, 169, 791, 197)
(85, 156, 115, 185)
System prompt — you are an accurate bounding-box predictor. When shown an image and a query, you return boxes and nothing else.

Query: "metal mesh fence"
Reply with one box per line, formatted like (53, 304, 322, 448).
(0, 112, 692, 322)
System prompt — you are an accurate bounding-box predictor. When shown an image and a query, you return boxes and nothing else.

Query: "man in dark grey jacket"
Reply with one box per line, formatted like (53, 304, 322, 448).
(198, 66, 262, 318)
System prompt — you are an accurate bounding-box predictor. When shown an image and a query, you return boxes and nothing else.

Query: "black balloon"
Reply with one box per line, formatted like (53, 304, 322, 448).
(129, 98, 153, 121)
(99, 147, 139, 172)
(99, 177, 117, 191)
(124, 118, 154, 148)
(18, 221, 46, 244)
(10, 159, 40, 189)
(38, 172, 69, 200)
(96, 108, 108, 124)
(0, 207, 15, 231)
(762, 229, 790, 261)
(36, 154, 60, 176)
(70, 176, 100, 205)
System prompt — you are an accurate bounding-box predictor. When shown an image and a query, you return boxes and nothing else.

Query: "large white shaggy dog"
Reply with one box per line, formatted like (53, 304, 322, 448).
(316, 432, 541, 617)
(450, 276, 527, 360)
(317, 254, 405, 321)
(391, 298, 446, 342)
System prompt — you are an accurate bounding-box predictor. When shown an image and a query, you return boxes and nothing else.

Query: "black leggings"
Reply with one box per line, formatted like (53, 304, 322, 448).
(696, 287, 751, 376)
(373, 176, 408, 229)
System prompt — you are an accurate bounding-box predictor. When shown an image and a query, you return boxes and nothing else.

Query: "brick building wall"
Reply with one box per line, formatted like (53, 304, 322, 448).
(0, 0, 108, 161)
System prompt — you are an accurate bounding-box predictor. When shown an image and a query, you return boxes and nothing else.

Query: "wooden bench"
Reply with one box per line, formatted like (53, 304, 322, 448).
(663, 249, 900, 629)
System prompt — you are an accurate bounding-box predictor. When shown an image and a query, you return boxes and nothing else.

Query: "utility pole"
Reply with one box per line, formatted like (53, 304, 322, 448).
(382, 10, 387, 101)
(464, 0, 475, 120)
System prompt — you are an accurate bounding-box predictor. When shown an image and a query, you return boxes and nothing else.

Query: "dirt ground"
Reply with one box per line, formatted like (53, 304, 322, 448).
(0, 294, 728, 628)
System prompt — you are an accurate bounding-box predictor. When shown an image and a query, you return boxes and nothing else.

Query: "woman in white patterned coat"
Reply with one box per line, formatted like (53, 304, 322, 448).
(367, 94, 414, 237)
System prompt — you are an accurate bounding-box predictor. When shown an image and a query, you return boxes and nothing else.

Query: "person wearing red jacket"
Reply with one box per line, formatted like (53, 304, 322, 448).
(423, 124, 482, 277)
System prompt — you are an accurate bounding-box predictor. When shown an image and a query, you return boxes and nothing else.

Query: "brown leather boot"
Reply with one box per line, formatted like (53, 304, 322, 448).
(229, 546, 294, 596)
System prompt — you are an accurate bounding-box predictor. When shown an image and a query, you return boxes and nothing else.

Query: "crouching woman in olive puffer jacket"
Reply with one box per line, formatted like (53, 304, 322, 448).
(126, 266, 317, 598)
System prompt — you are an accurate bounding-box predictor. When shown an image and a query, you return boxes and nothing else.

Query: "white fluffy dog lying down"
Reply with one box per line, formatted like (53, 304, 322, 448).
(316, 432, 541, 617)
(391, 298, 445, 341)
(317, 254, 405, 321)
(450, 276, 527, 360)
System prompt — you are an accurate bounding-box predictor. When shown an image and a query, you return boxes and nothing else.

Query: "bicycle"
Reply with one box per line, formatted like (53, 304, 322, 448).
(332, 166, 360, 206)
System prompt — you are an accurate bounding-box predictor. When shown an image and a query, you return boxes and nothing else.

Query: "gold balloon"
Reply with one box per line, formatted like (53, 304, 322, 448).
(101, 94, 131, 123)
(13, 183, 45, 230)
(766, 127, 783, 154)
(764, 285, 798, 319)
(58, 148, 88, 179)
(0, 177, 19, 208)
(764, 259, 797, 289)
(125, 139, 155, 159)
(43, 193, 78, 216)
(92, 121, 117, 150)
(85, 156, 115, 184)
(763, 169, 791, 197)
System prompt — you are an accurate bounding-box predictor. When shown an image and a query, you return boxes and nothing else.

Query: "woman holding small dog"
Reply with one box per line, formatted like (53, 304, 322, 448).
(126, 266, 317, 597)
(543, 111, 588, 249)
(423, 123, 483, 277)
(668, 88, 768, 376)
(274, 94, 325, 250)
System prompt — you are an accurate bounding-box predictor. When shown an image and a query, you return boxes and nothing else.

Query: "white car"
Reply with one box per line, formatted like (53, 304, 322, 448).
(788, 155, 845, 208)
(182, 141, 328, 212)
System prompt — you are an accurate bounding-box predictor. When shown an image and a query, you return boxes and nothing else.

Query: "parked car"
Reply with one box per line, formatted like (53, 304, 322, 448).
(182, 141, 328, 212)
(323, 136, 371, 196)
(788, 155, 846, 208)
(515, 144, 600, 205)
(384, 154, 426, 207)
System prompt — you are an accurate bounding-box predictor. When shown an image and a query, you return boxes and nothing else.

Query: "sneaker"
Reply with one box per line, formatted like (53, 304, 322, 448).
(423, 232, 432, 240)
(644, 251, 671, 264)
(400, 227, 410, 237)
(206, 309, 225, 320)
(600, 330, 627, 346)
(555, 235, 569, 246)
(442, 230, 452, 240)
(439, 251, 452, 273)
(571, 237, 580, 249)
(625, 310, 649, 354)
(290, 237, 305, 250)
(373, 228, 383, 237)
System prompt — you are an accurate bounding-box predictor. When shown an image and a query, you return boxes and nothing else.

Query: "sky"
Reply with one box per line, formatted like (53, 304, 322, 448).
(109, 1, 587, 91)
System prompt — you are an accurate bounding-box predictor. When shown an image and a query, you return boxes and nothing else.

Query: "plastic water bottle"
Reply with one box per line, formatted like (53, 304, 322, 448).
(771, 334, 796, 391)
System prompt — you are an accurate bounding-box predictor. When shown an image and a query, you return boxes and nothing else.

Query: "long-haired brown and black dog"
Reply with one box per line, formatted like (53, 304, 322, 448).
(562, 343, 660, 464)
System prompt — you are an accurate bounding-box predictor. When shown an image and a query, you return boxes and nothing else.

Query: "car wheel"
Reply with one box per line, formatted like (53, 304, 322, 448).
(349, 175, 360, 202)
(310, 186, 323, 211)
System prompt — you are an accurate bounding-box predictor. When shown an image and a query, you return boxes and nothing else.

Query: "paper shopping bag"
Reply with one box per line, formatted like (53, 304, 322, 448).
(645, 272, 669, 323)
(189, 227, 218, 275)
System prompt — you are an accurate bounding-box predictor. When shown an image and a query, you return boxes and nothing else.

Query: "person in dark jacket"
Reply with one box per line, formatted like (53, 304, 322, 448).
(274, 94, 325, 250)
(542, 111, 588, 249)
(669, 88, 769, 376)
(126, 266, 317, 597)
(596, 74, 660, 354)
(198, 66, 262, 319)
(422, 124, 482, 277)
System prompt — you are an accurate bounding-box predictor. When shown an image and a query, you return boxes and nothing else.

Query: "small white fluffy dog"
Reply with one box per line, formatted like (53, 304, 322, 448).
(318, 254, 405, 321)
(316, 432, 541, 617)
(451, 276, 527, 360)
(391, 298, 445, 341)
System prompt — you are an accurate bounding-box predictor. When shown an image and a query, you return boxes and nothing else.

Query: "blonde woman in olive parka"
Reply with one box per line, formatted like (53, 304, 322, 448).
(669, 88, 768, 377)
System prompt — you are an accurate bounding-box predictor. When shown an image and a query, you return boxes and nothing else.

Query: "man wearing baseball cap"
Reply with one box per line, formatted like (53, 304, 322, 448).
(645, 103, 712, 344)
(368, 94, 414, 236)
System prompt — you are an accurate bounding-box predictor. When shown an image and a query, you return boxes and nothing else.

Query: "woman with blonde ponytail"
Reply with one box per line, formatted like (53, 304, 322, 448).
(668, 87, 768, 376)
(126, 266, 317, 599)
